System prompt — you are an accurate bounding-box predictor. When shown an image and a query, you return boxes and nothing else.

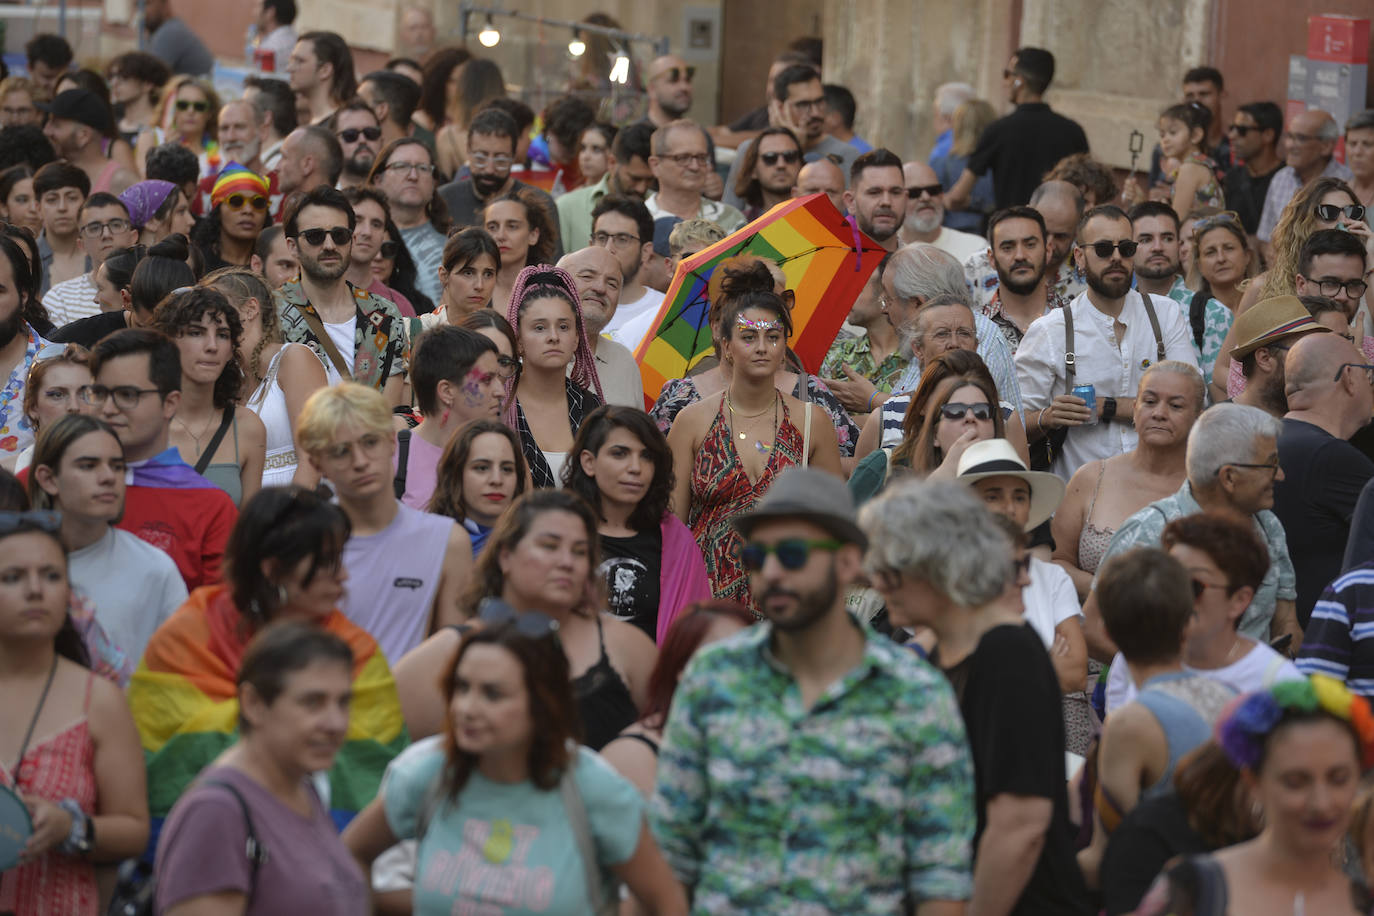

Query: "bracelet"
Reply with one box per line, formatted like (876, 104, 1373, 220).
(867, 390, 879, 411)
(1038, 407, 1051, 430)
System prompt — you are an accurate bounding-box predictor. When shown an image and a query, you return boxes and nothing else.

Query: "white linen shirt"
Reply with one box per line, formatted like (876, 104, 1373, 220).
(1015, 289, 1198, 481)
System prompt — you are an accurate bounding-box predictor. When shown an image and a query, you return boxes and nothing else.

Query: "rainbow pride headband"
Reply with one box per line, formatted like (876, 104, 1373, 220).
(1217, 675, 1374, 770)
(210, 162, 269, 208)
(735, 315, 784, 332)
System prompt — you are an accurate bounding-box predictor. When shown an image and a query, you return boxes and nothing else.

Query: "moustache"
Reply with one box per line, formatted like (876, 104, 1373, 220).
(1010, 261, 1034, 271)
(759, 587, 800, 605)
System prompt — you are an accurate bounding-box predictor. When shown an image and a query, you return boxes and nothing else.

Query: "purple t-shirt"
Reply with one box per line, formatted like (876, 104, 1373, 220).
(396, 431, 442, 512)
(154, 765, 368, 915)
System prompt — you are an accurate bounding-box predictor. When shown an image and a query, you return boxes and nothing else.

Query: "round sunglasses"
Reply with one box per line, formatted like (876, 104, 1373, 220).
(225, 193, 269, 211)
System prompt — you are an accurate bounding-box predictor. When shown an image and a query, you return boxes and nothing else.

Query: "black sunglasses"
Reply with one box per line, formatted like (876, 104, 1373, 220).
(298, 226, 353, 246)
(175, 99, 208, 112)
(938, 401, 994, 421)
(738, 538, 844, 572)
(1315, 203, 1367, 222)
(907, 183, 943, 199)
(477, 597, 560, 638)
(658, 66, 695, 83)
(377, 240, 399, 259)
(1191, 578, 1230, 599)
(338, 126, 382, 144)
(761, 150, 801, 166)
(1087, 239, 1139, 258)
(0, 510, 61, 535)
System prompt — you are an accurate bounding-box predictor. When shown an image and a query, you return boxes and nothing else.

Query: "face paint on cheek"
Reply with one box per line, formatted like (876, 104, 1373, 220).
(463, 370, 495, 406)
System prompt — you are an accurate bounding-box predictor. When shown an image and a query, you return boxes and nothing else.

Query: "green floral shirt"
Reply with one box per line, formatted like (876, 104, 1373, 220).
(275, 280, 407, 391)
(1166, 275, 1233, 384)
(651, 620, 975, 913)
(819, 333, 908, 393)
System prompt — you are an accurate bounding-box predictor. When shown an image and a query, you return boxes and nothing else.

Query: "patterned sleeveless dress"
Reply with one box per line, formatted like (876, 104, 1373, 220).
(0, 673, 98, 915)
(1178, 151, 1224, 209)
(688, 398, 804, 612)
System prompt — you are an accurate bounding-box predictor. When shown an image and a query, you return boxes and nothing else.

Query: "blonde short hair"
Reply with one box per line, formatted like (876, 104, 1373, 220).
(296, 382, 394, 456)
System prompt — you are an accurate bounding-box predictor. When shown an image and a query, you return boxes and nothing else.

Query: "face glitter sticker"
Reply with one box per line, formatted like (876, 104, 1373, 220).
(735, 315, 783, 332)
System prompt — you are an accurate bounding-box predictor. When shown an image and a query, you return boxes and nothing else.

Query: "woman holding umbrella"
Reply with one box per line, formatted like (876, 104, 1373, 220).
(667, 259, 841, 611)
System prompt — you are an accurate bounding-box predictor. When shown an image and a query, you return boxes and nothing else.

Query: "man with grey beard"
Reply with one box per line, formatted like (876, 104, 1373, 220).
(898, 160, 985, 261)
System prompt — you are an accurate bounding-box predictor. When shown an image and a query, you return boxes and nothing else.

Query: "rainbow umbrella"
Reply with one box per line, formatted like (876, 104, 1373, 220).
(632, 192, 884, 409)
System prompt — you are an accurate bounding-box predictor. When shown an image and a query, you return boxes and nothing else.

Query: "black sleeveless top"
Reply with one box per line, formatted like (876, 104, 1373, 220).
(573, 615, 639, 750)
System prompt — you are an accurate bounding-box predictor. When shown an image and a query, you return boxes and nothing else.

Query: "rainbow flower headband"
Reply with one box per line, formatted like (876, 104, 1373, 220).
(735, 316, 783, 332)
(1217, 675, 1374, 770)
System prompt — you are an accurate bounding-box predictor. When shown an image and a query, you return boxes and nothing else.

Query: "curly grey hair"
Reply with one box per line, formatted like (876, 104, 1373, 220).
(858, 479, 1011, 608)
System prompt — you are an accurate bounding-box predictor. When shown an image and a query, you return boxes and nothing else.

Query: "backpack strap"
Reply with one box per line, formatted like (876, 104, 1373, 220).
(1139, 290, 1167, 365)
(393, 429, 411, 499)
(801, 403, 812, 468)
(203, 779, 269, 903)
(559, 762, 614, 914)
(414, 768, 445, 842)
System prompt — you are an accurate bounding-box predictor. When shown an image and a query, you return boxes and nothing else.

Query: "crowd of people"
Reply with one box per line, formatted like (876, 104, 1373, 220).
(3, 5, 1374, 915)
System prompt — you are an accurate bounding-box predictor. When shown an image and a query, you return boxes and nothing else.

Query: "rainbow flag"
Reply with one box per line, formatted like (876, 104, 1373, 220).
(633, 193, 885, 409)
(129, 586, 408, 840)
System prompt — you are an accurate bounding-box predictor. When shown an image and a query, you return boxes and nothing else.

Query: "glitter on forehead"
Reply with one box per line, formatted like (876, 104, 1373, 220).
(735, 315, 783, 332)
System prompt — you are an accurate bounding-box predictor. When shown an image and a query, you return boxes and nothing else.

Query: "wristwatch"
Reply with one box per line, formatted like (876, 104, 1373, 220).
(57, 798, 94, 855)
(1101, 397, 1118, 422)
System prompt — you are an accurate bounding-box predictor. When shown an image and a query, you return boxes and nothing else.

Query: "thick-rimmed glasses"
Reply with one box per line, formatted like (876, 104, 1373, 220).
(77, 384, 161, 410)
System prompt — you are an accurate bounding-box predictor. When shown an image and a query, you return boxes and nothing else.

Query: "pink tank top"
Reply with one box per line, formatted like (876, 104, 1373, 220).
(91, 160, 120, 194)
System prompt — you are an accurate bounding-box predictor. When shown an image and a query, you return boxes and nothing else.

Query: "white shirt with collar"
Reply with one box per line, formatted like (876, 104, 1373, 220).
(1014, 288, 1199, 481)
(592, 336, 645, 408)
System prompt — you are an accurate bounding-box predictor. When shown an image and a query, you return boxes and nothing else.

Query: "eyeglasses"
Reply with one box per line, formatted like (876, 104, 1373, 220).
(926, 327, 977, 345)
(384, 160, 437, 176)
(907, 183, 943, 199)
(77, 384, 162, 410)
(469, 153, 513, 170)
(760, 150, 801, 166)
(654, 66, 695, 83)
(1315, 203, 1367, 223)
(477, 597, 561, 638)
(1013, 554, 1032, 578)
(321, 431, 388, 464)
(938, 401, 994, 421)
(0, 510, 61, 535)
(1087, 239, 1139, 258)
(78, 218, 132, 239)
(1300, 275, 1369, 299)
(738, 538, 844, 572)
(377, 240, 399, 259)
(337, 126, 381, 144)
(1226, 124, 1259, 136)
(1333, 362, 1374, 383)
(1191, 578, 1231, 599)
(1219, 459, 1281, 478)
(175, 99, 209, 112)
(663, 152, 710, 168)
(1285, 131, 1322, 144)
(297, 226, 353, 247)
(788, 98, 827, 114)
(495, 355, 518, 378)
(592, 230, 640, 248)
(225, 194, 269, 211)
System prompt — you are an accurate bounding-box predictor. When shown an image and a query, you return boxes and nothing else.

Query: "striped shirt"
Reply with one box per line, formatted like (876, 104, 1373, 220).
(43, 273, 99, 328)
(1297, 563, 1374, 696)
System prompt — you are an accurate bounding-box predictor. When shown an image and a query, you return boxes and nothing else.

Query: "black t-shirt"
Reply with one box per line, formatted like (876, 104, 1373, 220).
(1273, 418, 1374, 626)
(942, 623, 1093, 916)
(48, 309, 128, 348)
(967, 103, 1090, 209)
(728, 106, 769, 133)
(598, 528, 663, 640)
(1223, 162, 1283, 236)
(1099, 788, 1206, 916)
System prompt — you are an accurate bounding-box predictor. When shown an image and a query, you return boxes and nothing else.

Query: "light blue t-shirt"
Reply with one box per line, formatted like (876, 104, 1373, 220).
(383, 737, 644, 915)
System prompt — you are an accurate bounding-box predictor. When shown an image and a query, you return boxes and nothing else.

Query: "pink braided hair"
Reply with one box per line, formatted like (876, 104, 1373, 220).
(502, 264, 605, 429)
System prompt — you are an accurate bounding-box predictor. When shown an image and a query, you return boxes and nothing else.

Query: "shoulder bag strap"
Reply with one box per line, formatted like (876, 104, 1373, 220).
(1140, 290, 1167, 364)
(203, 779, 268, 902)
(414, 768, 445, 842)
(393, 429, 411, 499)
(559, 764, 615, 914)
(802, 402, 812, 468)
(1062, 298, 1076, 392)
(194, 409, 237, 476)
(297, 303, 354, 381)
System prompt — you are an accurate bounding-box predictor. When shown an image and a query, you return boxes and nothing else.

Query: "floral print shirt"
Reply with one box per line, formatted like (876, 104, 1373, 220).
(1166, 275, 1233, 385)
(275, 280, 407, 391)
(0, 325, 49, 456)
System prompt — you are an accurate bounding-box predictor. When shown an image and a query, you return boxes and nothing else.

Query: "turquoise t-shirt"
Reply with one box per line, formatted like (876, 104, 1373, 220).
(383, 737, 645, 915)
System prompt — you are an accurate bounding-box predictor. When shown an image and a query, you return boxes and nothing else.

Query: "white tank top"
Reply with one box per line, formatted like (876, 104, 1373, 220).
(246, 344, 316, 488)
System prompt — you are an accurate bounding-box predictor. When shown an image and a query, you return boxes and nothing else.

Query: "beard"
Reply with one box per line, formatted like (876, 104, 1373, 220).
(1258, 367, 1289, 414)
(904, 206, 942, 236)
(345, 150, 375, 177)
(300, 247, 350, 282)
(860, 209, 900, 243)
(1136, 257, 1180, 281)
(996, 257, 1047, 296)
(471, 172, 507, 199)
(1085, 260, 1133, 299)
(758, 560, 840, 632)
(0, 303, 25, 349)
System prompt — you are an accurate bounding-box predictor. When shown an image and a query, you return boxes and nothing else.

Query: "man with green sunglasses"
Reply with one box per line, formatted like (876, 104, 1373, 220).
(652, 467, 975, 914)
